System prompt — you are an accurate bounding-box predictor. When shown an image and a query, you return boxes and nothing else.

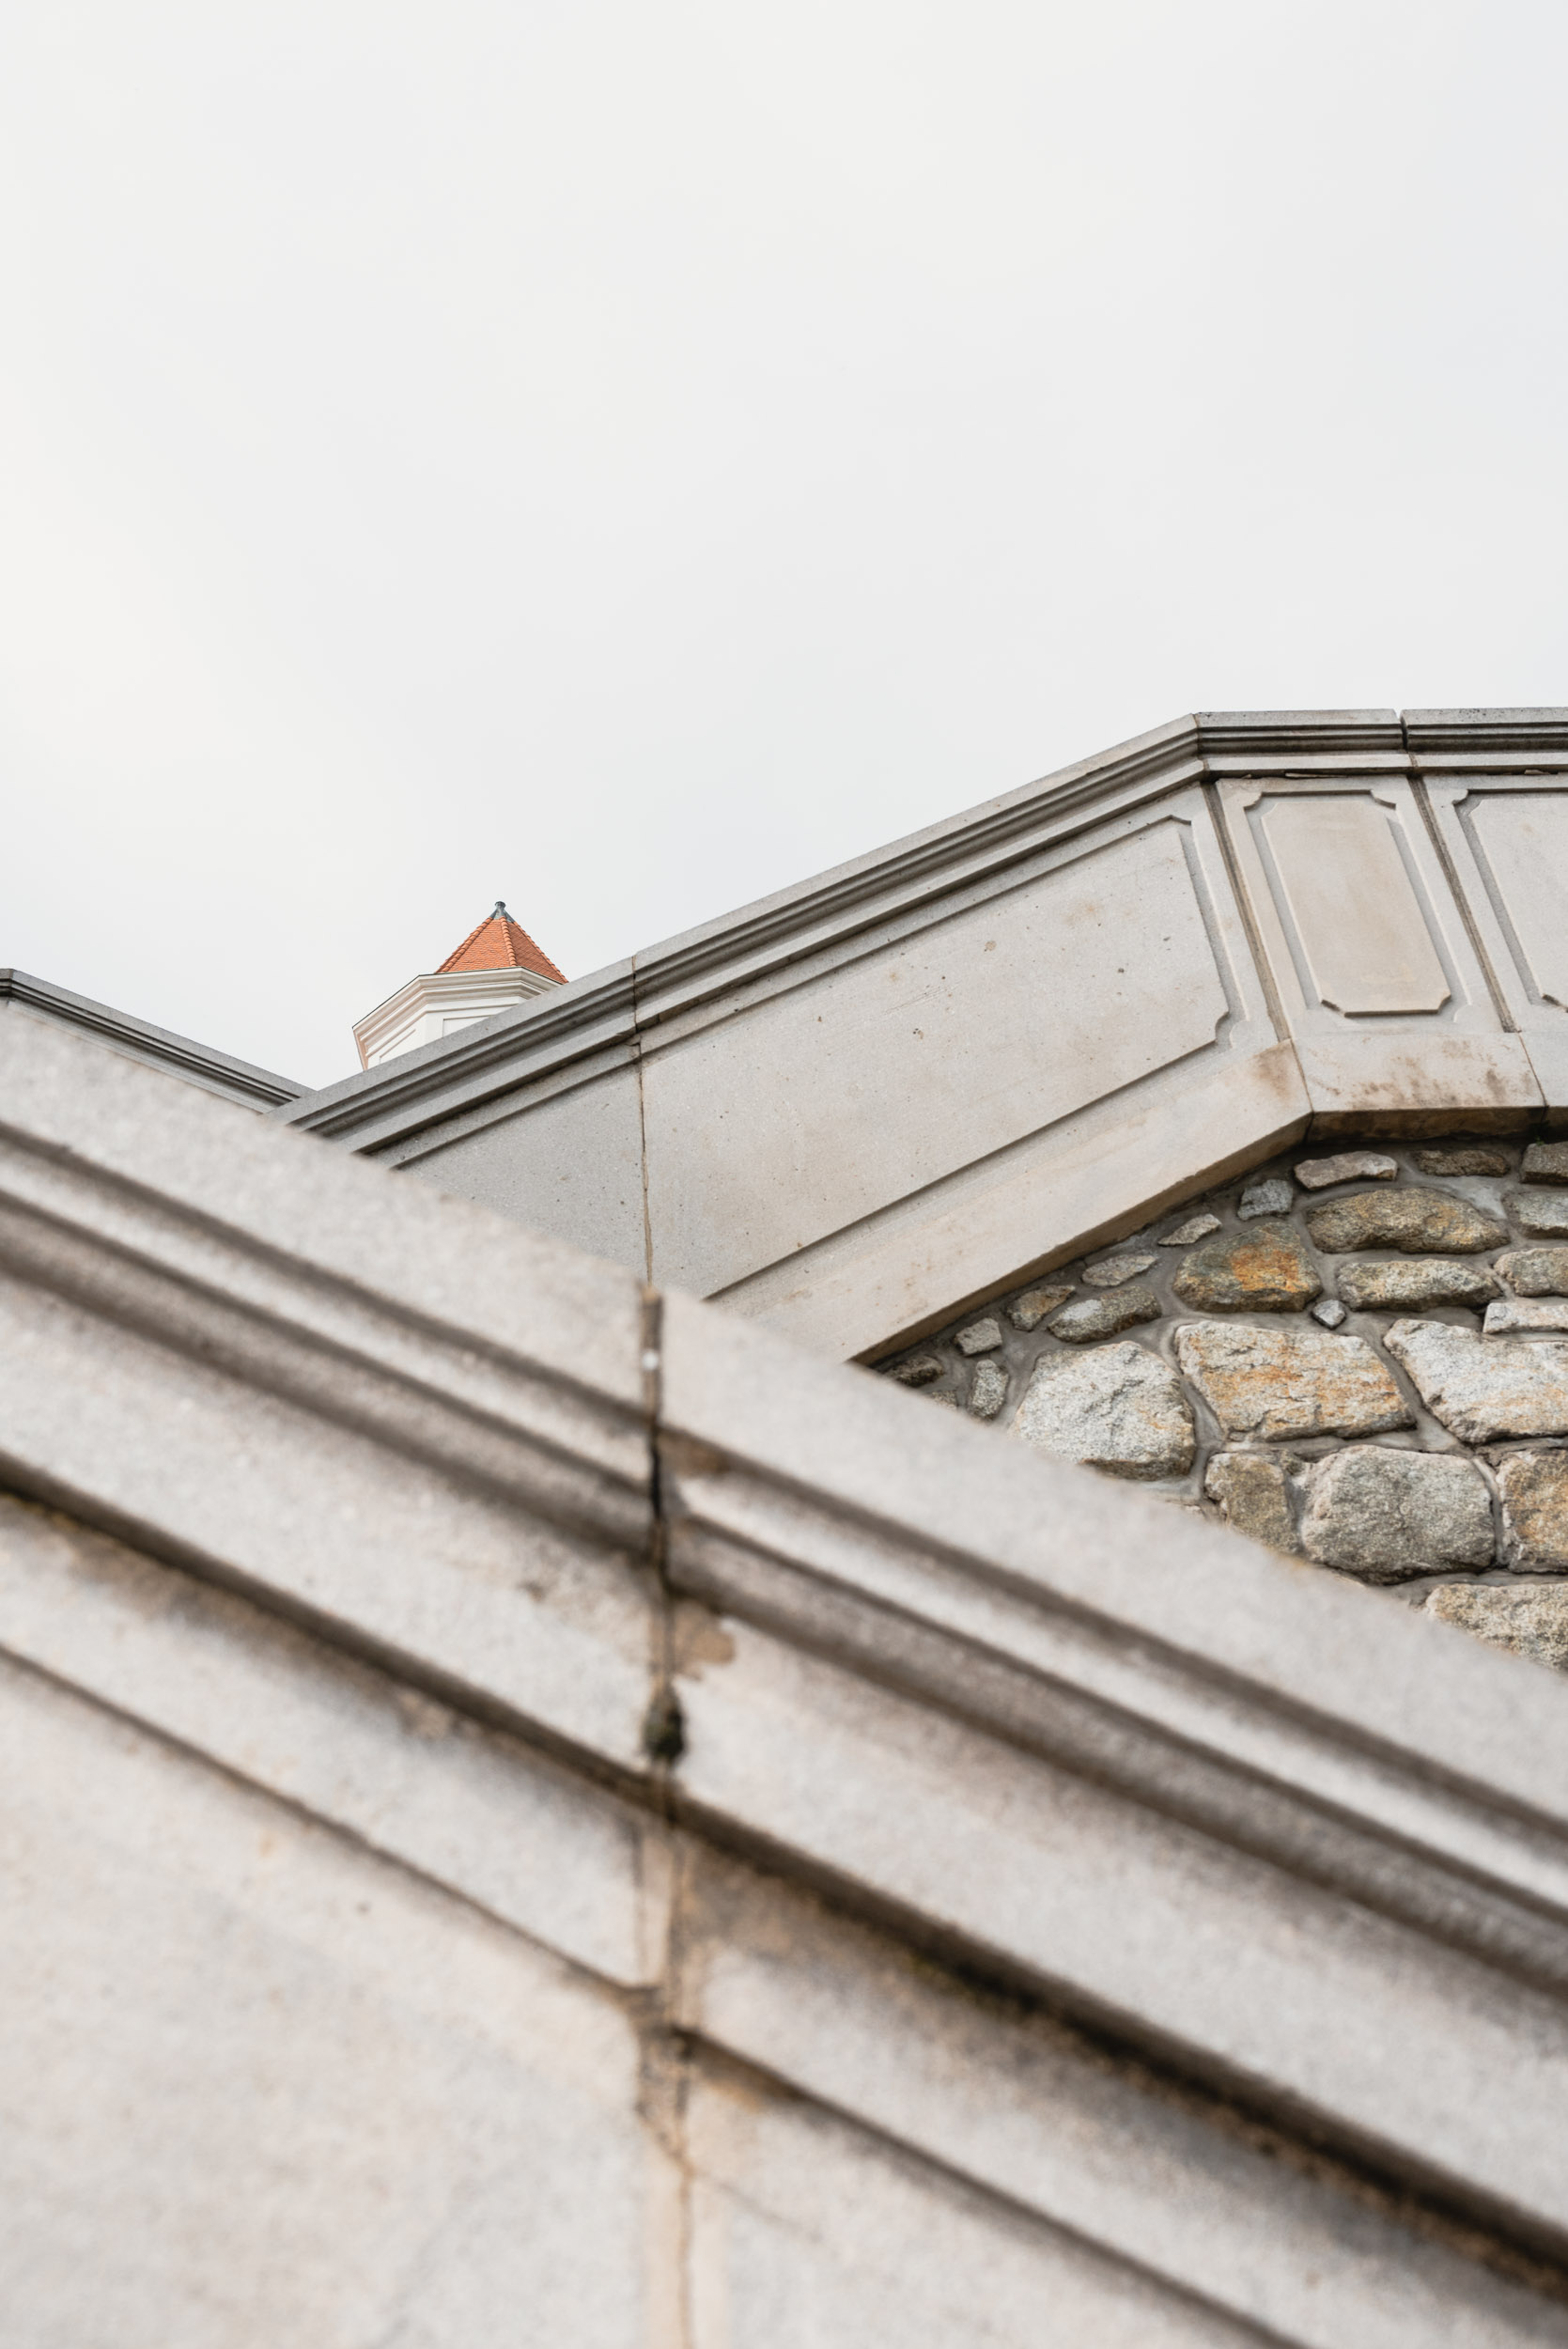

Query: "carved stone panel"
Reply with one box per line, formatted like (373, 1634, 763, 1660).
(1257, 794, 1450, 1016)
(1466, 794, 1568, 1010)
(642, 812, 1237, 1302)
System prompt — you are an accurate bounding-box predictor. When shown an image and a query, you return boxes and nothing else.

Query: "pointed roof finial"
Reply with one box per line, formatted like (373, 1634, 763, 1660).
(437, 902, 566, 984)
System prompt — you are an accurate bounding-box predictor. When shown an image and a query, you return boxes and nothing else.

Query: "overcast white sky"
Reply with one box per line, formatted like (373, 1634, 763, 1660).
(3, 1, 1565, 1084)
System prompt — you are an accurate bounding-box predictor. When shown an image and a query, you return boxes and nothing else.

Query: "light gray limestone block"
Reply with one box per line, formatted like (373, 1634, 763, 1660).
(955, 1317, 1002, 1355)
(1171, 1221, 1322, 1314)
(1485, 1299, 1568, 1333)
(1008, 1284, 1072, 1330)
(0, 1657, 675, 2349)
(675, 1849, 1565, 2349)
(1174, 1323, 1412, 1443)
(1082, 1252, 1158, 1288)
(967, 1361, 1008, 1420)
(1203, 1453, 1299, 1554)
(1305, 1189, 1508, 1255)
(1294, 1152, 1398, 1190)
(1311, 1299, 1348, 1330)
(1159, 1214, 1220, 1246)
(1497, 1452, 1568, 1573)
(1300, 1448, 1494, 1584)
(1522, 1140, 1568, 1187)
(1412, 1144, 1512, 1177)
(1510, 1190, 1568, 1237)
(1385, 1320, 1568, 1444)
(1337, 1259, 1501, 1313)
(892, 1356, 945, 1387)
(1239, 1177, 1294, 1219)
(1425, 1581, 1568, 1672)
(1011, 1343, 1195, 1480)
(1048, 1287, 1161, 1344)
(1498, 1246, 1568, 1295)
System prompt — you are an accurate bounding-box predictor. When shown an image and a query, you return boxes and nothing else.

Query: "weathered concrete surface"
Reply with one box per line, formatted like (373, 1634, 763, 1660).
(1011, 1344, 1195, 1479)
(1386, 1321, 1568, 1444)
(1411, 1144, 1512, 1176)
(1300, 1448, 1494, 1584)
(1305, 1189, 1508, 1255)
(1203, 1453, 1299, 1553)
(1049, 1287, 1161, 1344)
(1425, 1582, 1568, 1672)
(1511, 1190, 1568, 1238)
(1172, 1221, 1322, 1314)
(1335, 1259, 1501, 1313)
(1174, 1324, 1411, 1443)
(1294, 1152, 1397, 1189)
(1497, 1451, 1568, 1573)
(1498, 1247, 1568, 1296)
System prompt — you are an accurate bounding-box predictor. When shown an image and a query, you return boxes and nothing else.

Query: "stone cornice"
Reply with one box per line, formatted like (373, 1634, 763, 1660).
(2, 968, 305, 1110)
(277, 707, 1568, 1159)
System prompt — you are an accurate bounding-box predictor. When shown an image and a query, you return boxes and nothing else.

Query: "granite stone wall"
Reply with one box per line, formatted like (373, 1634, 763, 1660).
(880, 1137, 1568, 1672)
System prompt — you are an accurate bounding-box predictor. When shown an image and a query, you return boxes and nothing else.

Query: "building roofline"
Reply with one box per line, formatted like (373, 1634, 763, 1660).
(1, 969, 306, 1111)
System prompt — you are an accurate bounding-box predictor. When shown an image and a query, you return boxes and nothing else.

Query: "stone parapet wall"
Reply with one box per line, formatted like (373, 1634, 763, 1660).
(880, 1137, 1568, 1670)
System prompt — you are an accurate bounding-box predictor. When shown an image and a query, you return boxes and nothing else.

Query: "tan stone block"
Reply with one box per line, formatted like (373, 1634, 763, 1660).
(1304, 1190, 1507, 1255)
(1011, 1344, 1195, 1480)
(1158, 1214, 1220, 1246)
(1082, 1252, 1158, 1288)
(967, 1361, 1009, 1421)
(1521, 1141, 1568, 1187)
(1174, 1324, 1411, 1443)
(1049, 1287, 1162, 1344)
(1384, 1321, 1568, 1445)
(1300, 1448, 1493, 1584)
(955, 1318, 1002, 1355)
(1171, 1222, 1321, 1314)
(1203, 1454, 1298, 1554)
(1510, 1190, 1568, 1238)
(1425, 1582, 1568, 1672)
(1496, 1247, 1568, 1296)
(1497, 1451, 1568, 1573)
(1411, 1144, 1512, 1177)
(1335, 1259, 1499, 1313)
(1008, 1285, 1072, 1331)
(1484, 1299, 1568, 1333)
(1293, 1153, 1397, 1190)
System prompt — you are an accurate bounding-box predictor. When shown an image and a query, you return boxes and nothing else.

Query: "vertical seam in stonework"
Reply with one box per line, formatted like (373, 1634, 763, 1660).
(631, 953, 656, 1284)
(639, 1284, 697, 2347)
(1200, 775, 1292, 1047)
(1407, 767, 1518, 1035)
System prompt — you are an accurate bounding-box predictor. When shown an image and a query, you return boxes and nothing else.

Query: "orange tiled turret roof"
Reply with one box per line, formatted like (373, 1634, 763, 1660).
(437, 902, 566, 985)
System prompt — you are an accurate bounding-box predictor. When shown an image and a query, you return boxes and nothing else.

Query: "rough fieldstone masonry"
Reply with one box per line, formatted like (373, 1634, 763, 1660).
(882, 1136, 1568, 1674)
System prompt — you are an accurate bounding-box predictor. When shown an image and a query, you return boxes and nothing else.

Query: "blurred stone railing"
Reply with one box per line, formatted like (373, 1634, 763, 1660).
(10, 1011, 1568, 2338)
